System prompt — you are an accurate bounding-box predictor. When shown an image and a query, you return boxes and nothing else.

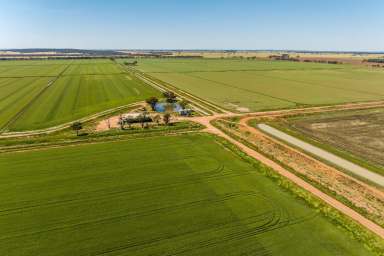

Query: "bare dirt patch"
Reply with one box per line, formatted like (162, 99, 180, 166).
(224, 102, 250, 113)
(236, 107, 250, 112)
(96, 115, 121, 131)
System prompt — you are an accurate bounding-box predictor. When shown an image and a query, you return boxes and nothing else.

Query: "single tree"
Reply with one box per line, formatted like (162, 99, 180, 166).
(179, 99, 189, 109)
(163, 91, 177, 103)
(139, 116, 145, 128)
(153, 114, 161, 124)
(145, 96, 159, 110)
(71, 121, 82, 136)
(163, 113, 171, 125)
(119, 115, 124, 130)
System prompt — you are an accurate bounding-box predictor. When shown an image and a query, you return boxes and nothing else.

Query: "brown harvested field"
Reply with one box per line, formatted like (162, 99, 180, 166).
(286, 108, 384, 170)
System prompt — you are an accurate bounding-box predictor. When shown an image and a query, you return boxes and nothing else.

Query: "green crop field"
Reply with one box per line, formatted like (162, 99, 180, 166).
(131, 58, 384, 112)
(0, 134, 373, 255)
(0, 59, 160, 131)
(0, 64, 66, 77)
(0, 77, 52, 129)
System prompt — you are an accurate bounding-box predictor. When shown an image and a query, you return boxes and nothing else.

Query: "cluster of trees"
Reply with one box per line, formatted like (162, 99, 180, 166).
(163, 91, 177, 103)
(119, 112, 152, 129)
(70, 112, 172, 136)
(303, 59, 340, 64)
(146, 93, 188, 110)
(119, 111, 172, 130)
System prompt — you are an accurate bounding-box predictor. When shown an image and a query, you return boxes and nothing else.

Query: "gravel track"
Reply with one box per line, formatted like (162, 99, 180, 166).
(257, 124, 384, 187)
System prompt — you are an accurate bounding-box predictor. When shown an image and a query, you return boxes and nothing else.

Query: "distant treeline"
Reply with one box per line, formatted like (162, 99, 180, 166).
(303, 60, 340, 64)
(268, 54, 340, 64)
(365, 59, 384, 63)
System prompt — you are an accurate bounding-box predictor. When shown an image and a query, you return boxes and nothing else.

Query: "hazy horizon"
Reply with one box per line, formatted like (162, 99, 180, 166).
(1, 0, 383, 51)
(2, 48, 384, 53)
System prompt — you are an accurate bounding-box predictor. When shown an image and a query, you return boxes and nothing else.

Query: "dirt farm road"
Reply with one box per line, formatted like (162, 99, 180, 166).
(257, 123, 384, 187)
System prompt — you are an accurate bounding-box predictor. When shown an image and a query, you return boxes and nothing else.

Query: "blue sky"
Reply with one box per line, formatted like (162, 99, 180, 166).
(0, 0, 383, 51)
